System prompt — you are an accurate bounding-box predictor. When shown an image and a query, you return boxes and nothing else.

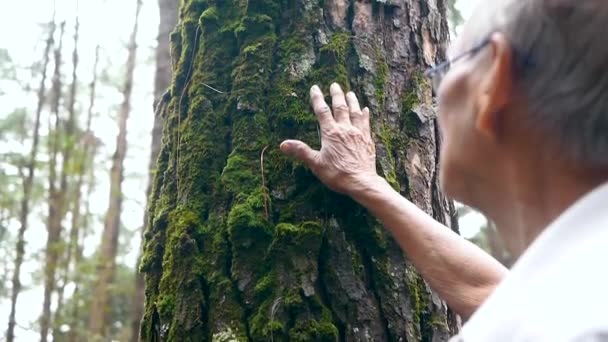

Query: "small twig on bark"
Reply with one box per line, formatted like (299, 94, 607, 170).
(261, 145, 270, 219)
(175, 25, 201, 195)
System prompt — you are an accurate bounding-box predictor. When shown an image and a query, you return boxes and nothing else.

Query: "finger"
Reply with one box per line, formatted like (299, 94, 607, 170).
(346, 91, 364, 129)
(330, 83, 350, 124)
(360, 107, 371, 137)
(310, 85, 335, 128)
(280, 140, 320, 168)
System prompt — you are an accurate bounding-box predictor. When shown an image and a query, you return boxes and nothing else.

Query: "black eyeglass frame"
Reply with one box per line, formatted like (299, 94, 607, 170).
(424, 36, 537, 95)
(424, 37, 491, 94)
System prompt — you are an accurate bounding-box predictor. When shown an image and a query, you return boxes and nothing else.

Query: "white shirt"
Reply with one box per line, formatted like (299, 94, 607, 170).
(450, 182, 608, 342)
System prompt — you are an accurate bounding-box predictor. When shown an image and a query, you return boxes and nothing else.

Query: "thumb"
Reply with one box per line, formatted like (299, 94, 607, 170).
(280, 140, 319, 166)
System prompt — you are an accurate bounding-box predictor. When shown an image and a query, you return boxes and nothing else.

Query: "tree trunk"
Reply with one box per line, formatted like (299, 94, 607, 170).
(6, 17, 56, 342)
(40, 20, 67, 342)
(131, 0, 179, 340)
(141, 0, 459, 341)
(88, 0, 143, 337)
(53, 12, 81, 341)
(63, 44, 99, 342)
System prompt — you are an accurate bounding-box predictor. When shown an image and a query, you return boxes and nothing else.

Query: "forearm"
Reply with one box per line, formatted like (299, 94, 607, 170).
(351, 176, 508, 318)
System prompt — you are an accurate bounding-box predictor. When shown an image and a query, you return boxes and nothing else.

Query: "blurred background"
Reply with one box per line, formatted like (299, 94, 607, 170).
(0, 0, 508, 340)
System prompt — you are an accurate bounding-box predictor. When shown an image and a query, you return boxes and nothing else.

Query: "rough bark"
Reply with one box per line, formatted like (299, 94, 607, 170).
(130, 1, 179, 340)
(6, 17, 56, 342)
(53, 13, 81, 341)
(88, 0, 143, 337)
(141, 0, 459, 341)
(40, 20, 67, 342)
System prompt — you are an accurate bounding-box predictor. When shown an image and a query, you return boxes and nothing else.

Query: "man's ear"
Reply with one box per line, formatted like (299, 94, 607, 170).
(475, 32, 515, 140)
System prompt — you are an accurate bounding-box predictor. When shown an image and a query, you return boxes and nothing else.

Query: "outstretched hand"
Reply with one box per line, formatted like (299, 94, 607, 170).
(280, 83, 379, 195)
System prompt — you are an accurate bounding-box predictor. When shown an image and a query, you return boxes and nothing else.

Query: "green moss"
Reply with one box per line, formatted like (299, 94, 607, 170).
(278, 35, 307, 63)
(249, 297, 286, 340)
(430, 313, 449, 329)
(320, 32, 350, 60)
(405, 267, 432, 340)
(157, 295, 176, 322)
(227, 189, 272, 246)
(288, 319, 339, 342)
(234, 15, 274, 42)
(242, 41, 263, 54)
(284, 290, 305, 310)
(385, 170, 400, 192)
(211, 327, 242, 342)
(377, 125, 401, 191)
(253, 272, 276, 299)
(200, 6, 219, 21)
(401, 88, 419, 114)
(266, 320, 284, 334)
(207, 281, 248, 340)
(221, 152, 259, 194)
(400, 72, 428, 137)
(155, 207, 207, 340)
(374, 52, 389, 107)
(269, 221, 324, 257)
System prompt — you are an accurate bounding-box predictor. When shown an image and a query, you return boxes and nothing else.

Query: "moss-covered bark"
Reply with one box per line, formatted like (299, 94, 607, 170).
(141, 0, 459, 341)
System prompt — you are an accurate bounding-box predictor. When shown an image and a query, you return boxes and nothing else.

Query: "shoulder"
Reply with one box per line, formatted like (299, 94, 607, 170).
(456, 222, 608, 341)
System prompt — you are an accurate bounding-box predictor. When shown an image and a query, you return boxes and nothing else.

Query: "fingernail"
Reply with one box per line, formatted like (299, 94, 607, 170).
(311, 85, 320, 93)
(330, 83, 340, 93)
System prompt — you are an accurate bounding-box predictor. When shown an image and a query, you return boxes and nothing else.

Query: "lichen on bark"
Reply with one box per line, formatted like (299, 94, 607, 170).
(140, 0, 460, 341)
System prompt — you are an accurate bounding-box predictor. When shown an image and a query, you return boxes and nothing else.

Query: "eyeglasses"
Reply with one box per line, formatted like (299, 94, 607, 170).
(424, 38, 491, 94)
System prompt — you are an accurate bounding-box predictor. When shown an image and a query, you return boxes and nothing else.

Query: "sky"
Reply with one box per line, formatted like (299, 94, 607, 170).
(0, 0, 483, 339)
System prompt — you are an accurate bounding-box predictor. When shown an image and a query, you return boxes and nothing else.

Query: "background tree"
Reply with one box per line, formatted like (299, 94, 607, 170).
(140, 0, 459, 341)
(40, 20, 69, 342)
(130, 0, 179, 340)
(88, 0, 143, 337)
(6, 15, 56, 342)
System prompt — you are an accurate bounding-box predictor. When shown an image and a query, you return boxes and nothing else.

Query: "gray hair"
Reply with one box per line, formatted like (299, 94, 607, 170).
(471, 0, 608, 167)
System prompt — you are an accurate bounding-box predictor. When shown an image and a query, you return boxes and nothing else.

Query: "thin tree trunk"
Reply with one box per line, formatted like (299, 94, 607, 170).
(52, 11, 81, 340)
(5, 16, 56, 342)
(68, 146, 98, 342)
(141, 0, 458, 341)
(67, 45, 99, 342)
(0, 209, 7, 247)
(89, 0, 143, 336)
(40, 20, 67, 342)
(131, 0, 178, 340)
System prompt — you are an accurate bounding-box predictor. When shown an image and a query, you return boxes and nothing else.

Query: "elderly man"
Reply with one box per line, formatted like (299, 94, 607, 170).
(280, 0, 608, 340)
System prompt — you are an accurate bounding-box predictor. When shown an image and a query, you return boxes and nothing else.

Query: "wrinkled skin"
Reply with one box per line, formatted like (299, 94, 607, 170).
(281, 83, 377, 196)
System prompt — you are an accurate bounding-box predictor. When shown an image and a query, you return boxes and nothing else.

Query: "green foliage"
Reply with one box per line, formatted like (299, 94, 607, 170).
(447, 0, 465, 34)
(53, 261, 136, 342)
(0, 48, 16, 81)
(0, 108, 28, 139)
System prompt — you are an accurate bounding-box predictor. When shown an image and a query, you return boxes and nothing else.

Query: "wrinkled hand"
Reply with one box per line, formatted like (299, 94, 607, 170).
(280, 83, 379, 195)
